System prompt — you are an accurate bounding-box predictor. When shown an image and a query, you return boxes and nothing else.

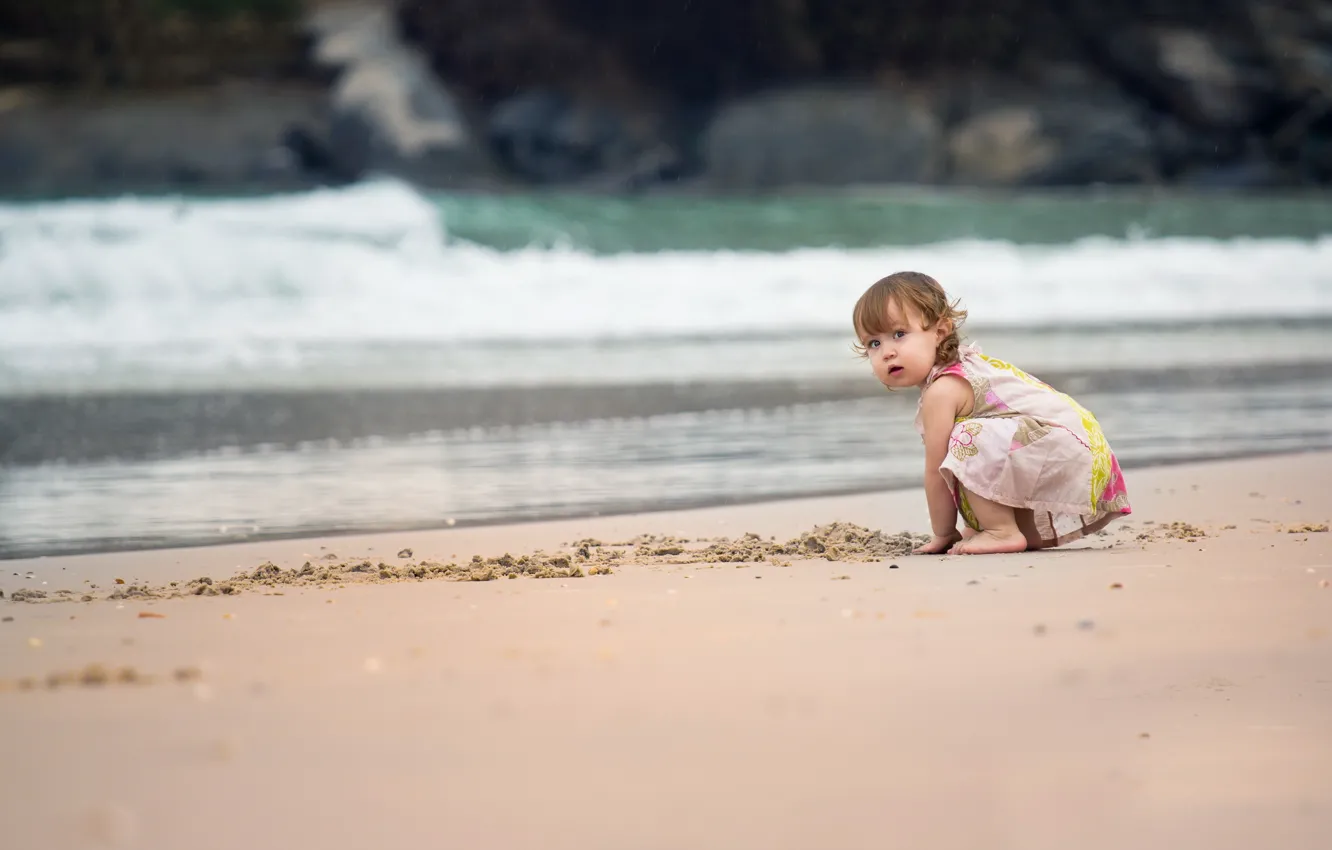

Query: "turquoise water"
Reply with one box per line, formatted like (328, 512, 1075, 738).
(434, 190, 1332, 252)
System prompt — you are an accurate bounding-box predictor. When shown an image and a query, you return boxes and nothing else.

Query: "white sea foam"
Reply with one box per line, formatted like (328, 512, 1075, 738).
(3, 179, 1331, 392)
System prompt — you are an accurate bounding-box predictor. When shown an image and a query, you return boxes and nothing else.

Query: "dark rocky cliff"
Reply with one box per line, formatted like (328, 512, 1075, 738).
(395, 0, 1332, 189)
(2, 0, 1330, 195)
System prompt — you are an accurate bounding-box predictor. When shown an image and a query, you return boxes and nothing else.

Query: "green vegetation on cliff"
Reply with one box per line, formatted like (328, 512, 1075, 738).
(0, 0, 304, 88)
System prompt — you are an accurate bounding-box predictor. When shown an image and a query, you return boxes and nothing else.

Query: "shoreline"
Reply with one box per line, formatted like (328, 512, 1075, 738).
(5, 447, 1332, 563)
(6, 366, 1332, 560)
(4, 448, 1329, 568)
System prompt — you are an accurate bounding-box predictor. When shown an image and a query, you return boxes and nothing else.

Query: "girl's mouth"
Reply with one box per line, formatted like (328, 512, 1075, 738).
(888, 366, 904, 375)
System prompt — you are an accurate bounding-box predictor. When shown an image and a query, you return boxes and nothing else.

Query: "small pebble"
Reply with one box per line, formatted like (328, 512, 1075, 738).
(27, 637, 42, 648)
(78, 664, 110, 686)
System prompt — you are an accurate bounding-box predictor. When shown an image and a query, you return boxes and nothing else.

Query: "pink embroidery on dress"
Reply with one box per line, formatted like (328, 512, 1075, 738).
(984, 388, 1010, 412)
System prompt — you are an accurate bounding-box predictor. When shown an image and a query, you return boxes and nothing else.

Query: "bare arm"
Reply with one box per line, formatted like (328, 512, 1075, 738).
(915, 376, 970, 551)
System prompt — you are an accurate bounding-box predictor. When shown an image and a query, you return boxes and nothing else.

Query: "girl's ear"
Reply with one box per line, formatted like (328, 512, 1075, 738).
(934, 317, 953, 344)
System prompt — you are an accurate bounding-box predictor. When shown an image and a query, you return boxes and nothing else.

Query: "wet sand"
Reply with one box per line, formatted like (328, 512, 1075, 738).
(7, 359, 1325, 466)
(2, 452, 1330, 850)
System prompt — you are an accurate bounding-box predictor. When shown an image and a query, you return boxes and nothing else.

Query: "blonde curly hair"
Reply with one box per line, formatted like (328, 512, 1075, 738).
(851, 271, 967, 365)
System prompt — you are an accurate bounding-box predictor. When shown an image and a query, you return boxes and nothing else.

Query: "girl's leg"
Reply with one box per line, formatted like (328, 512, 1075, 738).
(948, 488, 1029, 554)
(1014, 509, 1049, 551)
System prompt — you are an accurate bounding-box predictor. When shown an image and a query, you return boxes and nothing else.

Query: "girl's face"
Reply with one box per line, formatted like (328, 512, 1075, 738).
(860, 302, 950, 390)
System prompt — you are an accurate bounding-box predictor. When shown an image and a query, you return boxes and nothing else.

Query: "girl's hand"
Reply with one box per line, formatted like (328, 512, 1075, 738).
(914, 530, 962, 554)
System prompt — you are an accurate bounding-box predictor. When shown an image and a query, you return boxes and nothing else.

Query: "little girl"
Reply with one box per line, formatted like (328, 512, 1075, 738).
(852, 271, 1131, 555)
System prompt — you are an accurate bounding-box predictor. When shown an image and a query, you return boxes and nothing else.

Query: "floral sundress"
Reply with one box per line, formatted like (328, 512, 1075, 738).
(913, 343, 1132, 547)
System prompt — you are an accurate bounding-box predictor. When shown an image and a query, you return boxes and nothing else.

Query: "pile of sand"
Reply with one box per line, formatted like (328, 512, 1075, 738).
(9, 523, 929, 603)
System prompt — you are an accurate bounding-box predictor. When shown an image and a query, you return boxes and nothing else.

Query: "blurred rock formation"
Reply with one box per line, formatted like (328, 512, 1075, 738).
(2, 0, 1331, 194)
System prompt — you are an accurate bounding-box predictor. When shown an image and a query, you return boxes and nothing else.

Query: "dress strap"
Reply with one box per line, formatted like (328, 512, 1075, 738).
(926, 361, 967, 388)
(923, 342, 980, 389)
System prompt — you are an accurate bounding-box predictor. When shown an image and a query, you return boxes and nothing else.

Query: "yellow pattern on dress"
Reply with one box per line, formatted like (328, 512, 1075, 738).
(976, 354, 1111, 511)
(957, 487, 980, 531)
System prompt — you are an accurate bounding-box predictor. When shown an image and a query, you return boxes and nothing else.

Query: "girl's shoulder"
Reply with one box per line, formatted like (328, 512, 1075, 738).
(916, 351, 978, 430)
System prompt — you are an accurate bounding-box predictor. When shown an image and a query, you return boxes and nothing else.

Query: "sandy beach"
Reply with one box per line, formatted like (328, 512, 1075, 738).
(2, 451, 1329, 850)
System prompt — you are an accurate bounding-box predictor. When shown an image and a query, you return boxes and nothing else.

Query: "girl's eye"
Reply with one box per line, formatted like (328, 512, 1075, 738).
(893, 331, 907, 339)
(867, 339, 880, 349)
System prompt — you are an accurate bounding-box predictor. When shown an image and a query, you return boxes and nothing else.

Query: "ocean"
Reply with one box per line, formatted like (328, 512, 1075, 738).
(3, 180, 1331, 558)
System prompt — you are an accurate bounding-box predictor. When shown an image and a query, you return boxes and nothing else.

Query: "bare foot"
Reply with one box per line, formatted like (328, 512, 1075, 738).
(960, 527, 978, 540)
(914, 531, 963, 554)
(947, 528, 1029, 555)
